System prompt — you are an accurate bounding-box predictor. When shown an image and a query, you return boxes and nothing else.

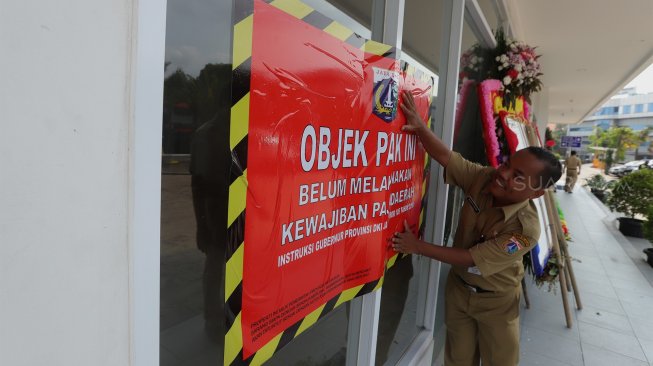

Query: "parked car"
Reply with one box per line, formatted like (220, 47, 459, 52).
(609, 164, 626, 176)
(618, 160, 649, 176)
(579, 154, 594, 164)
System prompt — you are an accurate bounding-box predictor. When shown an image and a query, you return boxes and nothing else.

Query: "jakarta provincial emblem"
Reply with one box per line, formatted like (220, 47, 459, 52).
(372, 67, 399, 123)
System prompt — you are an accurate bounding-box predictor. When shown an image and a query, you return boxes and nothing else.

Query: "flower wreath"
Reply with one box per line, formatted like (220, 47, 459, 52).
(460, 29, 542, 110)
(477, 79, 530, 167)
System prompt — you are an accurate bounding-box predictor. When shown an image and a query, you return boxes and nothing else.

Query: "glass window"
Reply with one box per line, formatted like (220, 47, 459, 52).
(432, 19, 481, 359)
(648, 103, 653, 112)
(264, 1, 373, 364)
(569, 127, 592, 132)
(635, 104, 644, 113)
(597, 106, 618, 116)
(623, 105, 632, 114)
(160, 1, 365, 365)
(476, 0, 501, 33)
(595, 120, 611, 130)
(372, 10, 440, 366)
(160, 1, 232, 365)
(371, 54, 438, 366)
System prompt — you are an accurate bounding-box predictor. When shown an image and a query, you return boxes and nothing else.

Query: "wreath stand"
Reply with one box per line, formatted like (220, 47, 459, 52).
(527, 126, 583, 328)
(471, 79, 583, 327)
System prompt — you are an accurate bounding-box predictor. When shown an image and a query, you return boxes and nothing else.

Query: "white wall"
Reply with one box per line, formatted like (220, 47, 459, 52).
(531, 86, 549, 131)
(0, 0, 164, 365)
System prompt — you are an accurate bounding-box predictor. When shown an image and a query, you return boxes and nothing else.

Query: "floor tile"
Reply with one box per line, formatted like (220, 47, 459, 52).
(581, 343, 649, 366)
(605, 264, 651, 282)
(519, 349, 577, 366)
(576, 291, 624, 314)
(521, 326, 584, 366)
(614, 287, 653, 305)
(571, 266, 610, 282)
(520, 307, 580, 341)
(636, 337, 653, 364)
(609, 276, 653, 292)
(630, 317, 653, 342)
(578, 322, 647, 361)
(571, 256, 605, 273)
(575, 305, 633, 335)
(622, 299, 653, 320)
(567, 245, 599, 259)
(575, 276, 619, 299)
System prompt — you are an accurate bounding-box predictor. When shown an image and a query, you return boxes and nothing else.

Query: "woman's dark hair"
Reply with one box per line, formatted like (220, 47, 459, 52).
(525, 146, 562, 188)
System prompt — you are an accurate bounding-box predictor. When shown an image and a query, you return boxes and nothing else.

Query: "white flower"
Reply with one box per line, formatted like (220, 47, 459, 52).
(503, 76, 512, 85)
(495, 56, 500, 61)
(498, 66, 504, 70)
(503, 62, 509, 68)
(514, 64, 523, 72)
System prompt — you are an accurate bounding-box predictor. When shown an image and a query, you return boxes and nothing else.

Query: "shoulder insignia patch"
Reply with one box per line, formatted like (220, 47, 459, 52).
(512, 233, 531, 247)
(504, 233, 530, 255)
(504, 240, 522, 255)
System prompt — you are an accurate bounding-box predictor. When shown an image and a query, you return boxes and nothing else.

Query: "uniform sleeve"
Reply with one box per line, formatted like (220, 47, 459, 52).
(469, 230, 535, 277)
(445, 152, 488, 193)
(469, 204, 541, 277)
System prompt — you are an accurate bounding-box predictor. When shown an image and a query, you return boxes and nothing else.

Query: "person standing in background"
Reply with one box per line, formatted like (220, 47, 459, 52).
(564, 151, 582, 193)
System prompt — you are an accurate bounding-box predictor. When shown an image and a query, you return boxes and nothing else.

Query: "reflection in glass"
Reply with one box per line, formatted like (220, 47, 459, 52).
(476, 0, 500, 34)
(160, 0, 232, 365)
(432, 20, 482, 359)
(265, 305, 349, 365)
(375, 256, 419, 365)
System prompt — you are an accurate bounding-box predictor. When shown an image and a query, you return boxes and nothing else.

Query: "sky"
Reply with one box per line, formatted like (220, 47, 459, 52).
(626, 63, 653, 94)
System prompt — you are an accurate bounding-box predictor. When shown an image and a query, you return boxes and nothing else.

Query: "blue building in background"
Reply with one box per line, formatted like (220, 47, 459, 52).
(567, 87, 653, 162)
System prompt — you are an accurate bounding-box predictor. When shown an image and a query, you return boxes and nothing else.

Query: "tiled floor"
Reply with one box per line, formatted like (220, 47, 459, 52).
(518, 183, 653, 366)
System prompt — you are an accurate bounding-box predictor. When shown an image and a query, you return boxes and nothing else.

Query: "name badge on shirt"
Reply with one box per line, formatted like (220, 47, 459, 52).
(467, 266, 482, 276)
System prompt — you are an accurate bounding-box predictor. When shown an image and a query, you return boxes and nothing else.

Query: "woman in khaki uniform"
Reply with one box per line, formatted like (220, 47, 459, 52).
(392, 92, 562, 366)
(564, 151, 582, 192)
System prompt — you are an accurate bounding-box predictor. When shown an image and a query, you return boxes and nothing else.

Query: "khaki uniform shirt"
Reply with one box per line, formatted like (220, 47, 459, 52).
(565, 156, 581, 171)
(446, 152, 541, 292)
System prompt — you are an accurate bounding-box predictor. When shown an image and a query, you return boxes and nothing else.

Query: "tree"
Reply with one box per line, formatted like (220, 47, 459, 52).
(590, 127, 643, 162)
(545, 127, 553, 142)
(607, 169, 653, 218)
(549, 124, 566, 156)
(604, 149, 614, 174)
(552, 124, 566, 142)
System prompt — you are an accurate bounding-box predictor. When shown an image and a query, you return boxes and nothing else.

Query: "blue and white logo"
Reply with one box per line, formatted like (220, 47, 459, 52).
(372, 67, 399, 123)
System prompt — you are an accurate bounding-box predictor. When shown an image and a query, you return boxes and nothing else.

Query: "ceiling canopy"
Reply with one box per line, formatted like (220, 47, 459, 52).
(329, 0, 653, 124)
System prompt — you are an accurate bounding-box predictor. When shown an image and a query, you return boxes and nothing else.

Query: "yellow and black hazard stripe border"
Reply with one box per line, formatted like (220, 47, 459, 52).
(226, 1, 398, 365)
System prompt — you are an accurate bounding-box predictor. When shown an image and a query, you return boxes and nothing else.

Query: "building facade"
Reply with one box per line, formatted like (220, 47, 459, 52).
(6, 0, 648, 366)
(567, 87, 653, 162)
